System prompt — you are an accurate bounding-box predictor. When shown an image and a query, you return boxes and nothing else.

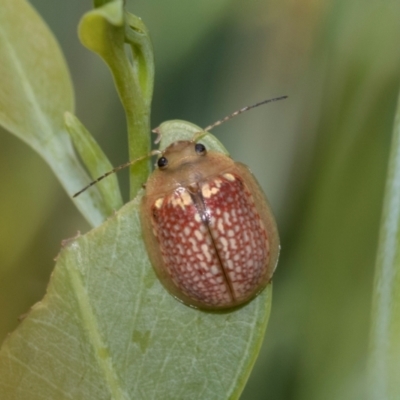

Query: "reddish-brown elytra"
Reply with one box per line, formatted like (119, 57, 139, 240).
(73, 96, 285, 310)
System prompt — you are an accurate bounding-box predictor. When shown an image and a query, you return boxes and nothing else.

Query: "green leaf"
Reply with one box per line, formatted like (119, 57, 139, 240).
(368, 91, 400, 398)
(79, 0, 154, 199)
(65, 112, 123, 213)
(156, 120, 228, 153)
(0, 0, 108, 227)
(0, 190, 272, 399)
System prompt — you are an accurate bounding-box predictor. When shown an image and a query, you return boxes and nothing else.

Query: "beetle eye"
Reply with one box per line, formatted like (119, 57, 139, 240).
(157, 156, 168, 169)
(195, 143, 206, 155)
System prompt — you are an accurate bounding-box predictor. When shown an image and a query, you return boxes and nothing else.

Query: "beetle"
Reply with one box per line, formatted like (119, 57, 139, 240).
(74, 96, 285, 310)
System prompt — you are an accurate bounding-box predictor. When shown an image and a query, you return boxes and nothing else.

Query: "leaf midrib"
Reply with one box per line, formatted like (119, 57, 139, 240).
(66, 243, 130, 400)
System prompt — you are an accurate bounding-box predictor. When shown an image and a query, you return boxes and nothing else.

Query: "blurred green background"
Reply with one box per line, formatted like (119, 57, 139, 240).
(1, 0, 399, 399)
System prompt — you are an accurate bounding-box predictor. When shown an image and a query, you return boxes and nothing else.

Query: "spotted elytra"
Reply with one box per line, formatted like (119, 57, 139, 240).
(73, 96, 286, 310)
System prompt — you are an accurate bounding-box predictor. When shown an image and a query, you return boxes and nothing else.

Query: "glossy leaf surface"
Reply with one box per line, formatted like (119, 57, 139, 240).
(0, 0, 108, 227)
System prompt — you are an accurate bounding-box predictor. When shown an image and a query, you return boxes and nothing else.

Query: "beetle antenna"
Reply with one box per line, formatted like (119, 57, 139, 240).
(203, 95, 288, 133)
(73, 150, 162, 198)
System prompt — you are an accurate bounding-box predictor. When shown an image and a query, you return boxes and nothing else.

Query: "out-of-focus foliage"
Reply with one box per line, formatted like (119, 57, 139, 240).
(0, 0, 399, 399)
(369, 92, 400, 399)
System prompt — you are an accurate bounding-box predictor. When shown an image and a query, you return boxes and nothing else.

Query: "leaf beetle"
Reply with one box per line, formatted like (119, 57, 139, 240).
(74, 96, 285, 310)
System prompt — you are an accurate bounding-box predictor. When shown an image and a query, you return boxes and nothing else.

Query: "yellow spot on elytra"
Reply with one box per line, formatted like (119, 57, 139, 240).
(196, 253, 205, 261)
(181, 190, 192, 206)
(223, 211, 231, 226)
(154, 197, 164, 209)
(195, 213, 202, 223)
(201, 183, 211, 198)
(224, 173, 235, 181)
(194, 230, 204, 241)
(220, 237, 228, 251)
(170, 194, 185, 210)
(217, 218, 225, 234)
(189, 238, 199, 252)
(211, 265, 219, 275)
(210, 187, 219, 195)
(202, 181, 220, 198)
(201, 244, 212, 262)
